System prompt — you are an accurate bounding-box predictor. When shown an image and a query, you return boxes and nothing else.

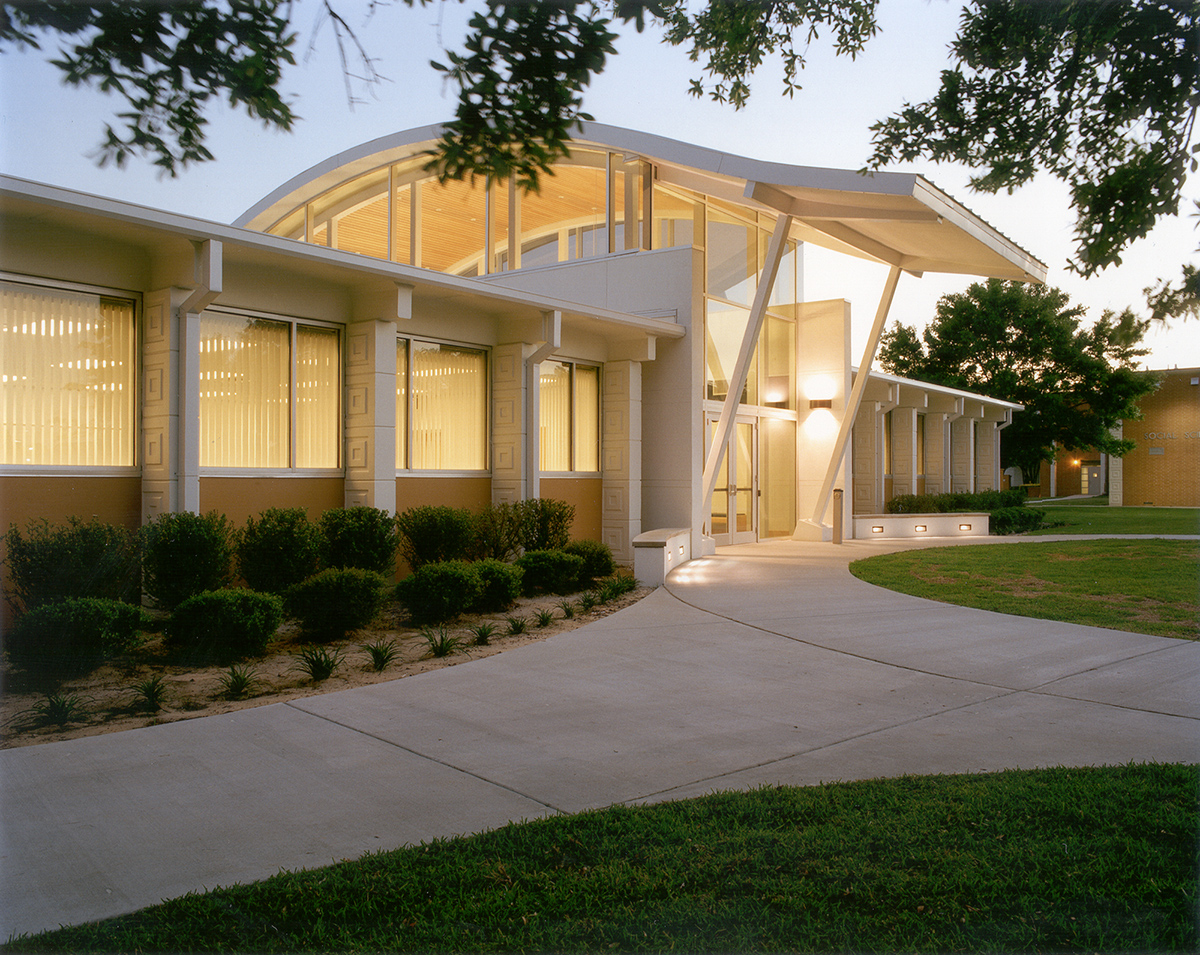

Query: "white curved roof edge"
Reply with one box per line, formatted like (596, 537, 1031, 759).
(236, 121, 927, 228)
(0, 174, 685, 340)
(853, 364, 1024, 411)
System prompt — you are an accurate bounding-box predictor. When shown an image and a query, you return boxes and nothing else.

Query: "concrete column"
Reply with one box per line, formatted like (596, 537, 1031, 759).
(1109, 425, 1124, 505)
(923, 413, 947, 495)
(975, 419, 998, 492)
(491, 342, 528, 504)
(344, 319, 398, 512)
(852, 401, 880, 515)
(141, 287, 191, 522)
(601, 360, 642, 563)
(891, 406, 917, 498)
(950, 417, 975, 493)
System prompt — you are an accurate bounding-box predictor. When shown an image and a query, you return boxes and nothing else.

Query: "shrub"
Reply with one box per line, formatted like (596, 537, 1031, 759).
(3, 517, 140, 613)
(394, 561, 482, 624)
(165, 589, 282, 662)
(990, 506, 1047, 535)
(515, 549, 585, 596)
(472, 502, 522, 561)
(293, 645, 343, 682)
(319, 507, 398, 575)
(395, 505, 475, 570)
(884, 494, 939, 515)
(4, 597, 145, 676)
(516, 498, 575, 552)
(885, 489, 1030, 516)
(361, 638, 399, 672)
(563, 539, 616, 586)
(472, 558, 523, 612)
(141, 511, 234, 609)
(421, 625, 462, 658)
(285, 568, 388, 640)
(236, 508, 322, 594)
(218, 664, 259, 700)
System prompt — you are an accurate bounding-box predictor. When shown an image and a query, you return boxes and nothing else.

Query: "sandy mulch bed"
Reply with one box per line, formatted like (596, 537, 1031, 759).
(1, 588, 650, 751)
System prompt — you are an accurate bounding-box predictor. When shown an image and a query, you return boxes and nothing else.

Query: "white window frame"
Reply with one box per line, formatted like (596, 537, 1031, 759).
(539, 358, 601, 476)
(199, 305, 343, 476)
(0, 272, 140, 476)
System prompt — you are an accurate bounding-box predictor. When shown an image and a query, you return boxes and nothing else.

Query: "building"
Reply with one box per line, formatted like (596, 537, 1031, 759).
(0, 123, 1045, 575)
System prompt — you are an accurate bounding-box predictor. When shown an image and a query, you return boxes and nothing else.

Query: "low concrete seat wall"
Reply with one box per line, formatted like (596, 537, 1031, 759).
(633, 527, 691, 586)
(854, 512, 989, 540)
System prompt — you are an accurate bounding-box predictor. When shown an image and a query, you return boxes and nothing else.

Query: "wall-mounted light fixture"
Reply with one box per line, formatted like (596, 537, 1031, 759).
(871, 525, 884, 534)
(809, 398, 832, 409)
(914, 525, 927, 533)
(959, 523, 972, 531)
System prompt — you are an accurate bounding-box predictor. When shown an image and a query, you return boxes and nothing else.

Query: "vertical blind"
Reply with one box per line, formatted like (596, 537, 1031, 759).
(539, 361, 599, 472)
(573, 364, 600, 472)
(1, 281, 135, 466)
(199, 314, 339, 468)
(409, 342, 486, 470)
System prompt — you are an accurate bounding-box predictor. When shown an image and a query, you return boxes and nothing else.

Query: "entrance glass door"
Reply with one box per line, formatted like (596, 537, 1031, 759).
(707, 414, 757, 545)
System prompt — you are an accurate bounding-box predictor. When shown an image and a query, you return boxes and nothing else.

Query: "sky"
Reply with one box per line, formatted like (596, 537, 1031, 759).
(1, 0, 1197, 369)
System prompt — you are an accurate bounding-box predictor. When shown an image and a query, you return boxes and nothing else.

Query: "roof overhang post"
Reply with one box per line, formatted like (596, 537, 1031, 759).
(702, 213, 794, 511)
(525, 310, 563, 499)
(794, 264, 902, 539)
(177, 239, 222, 515)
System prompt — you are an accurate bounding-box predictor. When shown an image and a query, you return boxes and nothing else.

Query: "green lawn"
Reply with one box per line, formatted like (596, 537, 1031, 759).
(1029, 503, 1200, 535)
(8, 764, 1195, 954)
(850, 539, 1198, 639)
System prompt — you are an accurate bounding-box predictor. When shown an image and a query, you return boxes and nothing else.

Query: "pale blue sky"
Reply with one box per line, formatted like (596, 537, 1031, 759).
(2, 0, 1196, 367)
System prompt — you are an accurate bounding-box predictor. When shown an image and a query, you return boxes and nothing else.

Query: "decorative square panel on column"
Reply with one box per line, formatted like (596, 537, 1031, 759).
(147, 303, 165, 342)
(145, 430, 163, 467)
(495, 398, 517, 428)
(495, 445, 515, 471)
(348, 386, 369, 416)
(603, 409, 626, 436)
(603, 486, 626, 514)
(145, 367, 164, 404)
(603, 448, 625, 473)
(350, 333, 370, 363)
(348, 440, 369, 470)
(496, 352, 518, 382)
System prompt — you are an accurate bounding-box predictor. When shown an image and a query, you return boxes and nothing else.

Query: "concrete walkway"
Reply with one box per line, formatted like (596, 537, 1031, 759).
(3, 536, 1197, 940)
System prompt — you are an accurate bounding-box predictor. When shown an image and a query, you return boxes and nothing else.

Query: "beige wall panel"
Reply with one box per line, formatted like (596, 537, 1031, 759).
(395, 476, 492, 512)
(540, 477, 603, 542)
(198, 477, 344, 525)
(1120, 370, 1200, 506)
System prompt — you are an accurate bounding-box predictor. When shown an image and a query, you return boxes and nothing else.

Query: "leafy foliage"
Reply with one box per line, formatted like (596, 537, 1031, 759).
(563, 538, 616, 586)
(218, 664, 259, 700)
(472, 501, 523, 562)
(141, 511, 235, 610)
(292, 645, 343, 681)
(886, 489, 1028, 514)
(879, 279, 1157, 480)
(165, 588, 282, 662)
(515, 549, 584, 596)
(869, 0, 1198, 280)
(319, 506, 398, 576)
(394, 560, 483, 624)
(284, 567, 388, 640)
(360, 638, 399, 672)
(4, 597, 145, 676)
(395, 505, 476, 570)
(236, 507, 322, 595)
(516, 498, 576, 553)
(420, 624, 461, 658)
(471, 558, 523, 613)
(0, 0, 298, 174)
(3, 517, 140, 613)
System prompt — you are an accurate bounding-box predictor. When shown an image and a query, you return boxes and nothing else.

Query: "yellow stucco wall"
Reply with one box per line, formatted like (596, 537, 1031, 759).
(198, 477, 345, 526)
(539, 477, 603, 542)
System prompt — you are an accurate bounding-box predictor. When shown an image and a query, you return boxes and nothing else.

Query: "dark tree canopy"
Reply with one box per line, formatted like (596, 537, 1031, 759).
(878, 279, 1158, 481)
(3, 0, 1196, 314)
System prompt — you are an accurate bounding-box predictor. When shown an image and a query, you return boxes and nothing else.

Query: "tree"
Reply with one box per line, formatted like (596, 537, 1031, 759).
(877, 279, 1158, 483)
(3, 0, 1196, 302)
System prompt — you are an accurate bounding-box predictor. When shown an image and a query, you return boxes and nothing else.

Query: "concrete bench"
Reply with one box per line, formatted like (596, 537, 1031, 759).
(853, 512, 989, 540)
(632, 527, 692, 586)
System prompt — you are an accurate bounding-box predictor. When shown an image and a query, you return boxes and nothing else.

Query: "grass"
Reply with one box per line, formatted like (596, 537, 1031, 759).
(292, 646, 343, 681)
(218, 664, 259, 700)
(129, 675, 168, 712)
(1028, 503, 1200, 536)
(28, 693, 88, 727)
(361, 638, 399, 672)
(9, 763, 1195, 953)
(504, 614, 527, 635)
(467, 621, 497, 646)
(851, 539, 1199, 639)
(421, 625, 462, 658)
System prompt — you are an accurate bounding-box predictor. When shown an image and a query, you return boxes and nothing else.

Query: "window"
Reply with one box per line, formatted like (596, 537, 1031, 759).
(199, 312, 340, 469)
(1, 279, 136, 467)
(397, 339, 488, 470)
(539, 360, 599, 472)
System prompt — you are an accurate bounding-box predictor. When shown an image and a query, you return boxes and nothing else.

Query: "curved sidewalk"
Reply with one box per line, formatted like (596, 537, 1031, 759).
(3, 537, 1197, 940)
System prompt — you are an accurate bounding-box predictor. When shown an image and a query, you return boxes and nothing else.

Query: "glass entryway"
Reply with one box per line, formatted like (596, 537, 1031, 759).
(707, 414, 757, 545)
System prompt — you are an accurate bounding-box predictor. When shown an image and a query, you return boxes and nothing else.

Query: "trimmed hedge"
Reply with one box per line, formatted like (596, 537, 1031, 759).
(3, 597, 145, 676)
(237, 508, 322, 594)
(320, 507, 398, 575)
(165, 589, 282, 662)
(990, 506, 1047, 535)
(141, 511, 235, 609)
(285, 568, 389, 640)
(473, 558, 523, 613)
(396, 505, 476, 570)
(517, 499, 575, 552)
(885, 489, 1028, 514)
(395, 561, 483, 624)
(564, 539, 616, 587)
(3, 517, 140, 612)
(472, 502, 522, 562)
(515, 550, 585, 596)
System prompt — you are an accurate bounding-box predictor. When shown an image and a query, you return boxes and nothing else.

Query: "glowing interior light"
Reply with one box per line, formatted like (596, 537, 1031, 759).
(959, 523, 972, 531)
(914, 525, 927, 533)
(871, 526, 884, 534)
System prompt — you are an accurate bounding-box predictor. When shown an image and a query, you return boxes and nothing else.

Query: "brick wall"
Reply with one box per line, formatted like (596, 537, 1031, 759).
(1121, 368, 1200, 507)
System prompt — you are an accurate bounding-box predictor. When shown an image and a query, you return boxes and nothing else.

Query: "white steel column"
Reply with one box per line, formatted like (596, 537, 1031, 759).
(796, 264, 902, 537)
(701, 214, 793, 510)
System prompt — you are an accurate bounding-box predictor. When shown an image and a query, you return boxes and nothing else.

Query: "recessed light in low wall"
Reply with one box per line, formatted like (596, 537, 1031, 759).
(679, 545, 685, 556)
(871, 525, 884, 534)
(914, 525, 927, 533)
(959, 523, 972, 531)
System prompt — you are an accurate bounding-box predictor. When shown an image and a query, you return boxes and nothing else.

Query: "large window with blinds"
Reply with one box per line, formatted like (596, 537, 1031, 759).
(199, 311, 340, 469)
(539, 360, 599, 472)
(1, 279, 137, 467)
(396, 339, 488, 470)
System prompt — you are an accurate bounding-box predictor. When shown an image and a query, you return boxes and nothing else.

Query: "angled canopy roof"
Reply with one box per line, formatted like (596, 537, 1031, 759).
(238, 121, 1047, 285)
